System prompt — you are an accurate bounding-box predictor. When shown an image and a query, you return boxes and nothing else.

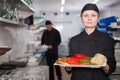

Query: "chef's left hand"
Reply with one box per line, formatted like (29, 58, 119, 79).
(102, 64, 109, 73)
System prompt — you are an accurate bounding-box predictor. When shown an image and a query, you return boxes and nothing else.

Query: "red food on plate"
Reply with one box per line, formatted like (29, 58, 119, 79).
(66, 57, 82, 65)
(70, 56, 80, 61)
(74, 54, 88, 59)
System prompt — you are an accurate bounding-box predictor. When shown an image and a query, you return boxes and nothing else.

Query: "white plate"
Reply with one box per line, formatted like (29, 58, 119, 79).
(54, 63, 106, 68)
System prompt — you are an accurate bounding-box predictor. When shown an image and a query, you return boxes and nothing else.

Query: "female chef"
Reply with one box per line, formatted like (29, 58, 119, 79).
(66, 3, 116, 80)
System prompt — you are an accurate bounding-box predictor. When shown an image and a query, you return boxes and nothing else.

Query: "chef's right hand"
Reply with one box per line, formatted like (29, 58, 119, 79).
(65, 67, 72, 74)
(48, 45, 52, 49)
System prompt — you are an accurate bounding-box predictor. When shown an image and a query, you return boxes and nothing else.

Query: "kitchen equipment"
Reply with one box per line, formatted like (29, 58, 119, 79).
(38, 45, 48, 52)
(10, 66, 49, 80)
(0, 46, 11, 56)
(0, 61, 27, 69)
(0, 64, 16, 70)
(27, 56, 39, 66)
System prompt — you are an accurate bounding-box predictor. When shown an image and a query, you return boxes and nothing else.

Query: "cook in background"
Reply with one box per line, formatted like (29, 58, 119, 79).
(41, 20, 62, 80)
(65, 3, 116, 80)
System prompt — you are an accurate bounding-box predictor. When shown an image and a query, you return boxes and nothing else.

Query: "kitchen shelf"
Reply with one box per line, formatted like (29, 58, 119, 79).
(20, 0, 35, 12)
(0, 0, 35, 25)
(0, 46, 11, 56)
(0, 17, 19, 24)
(113, 37, 120, 41)
(19, 0, 35, 18)
(0, 17, 28, 26)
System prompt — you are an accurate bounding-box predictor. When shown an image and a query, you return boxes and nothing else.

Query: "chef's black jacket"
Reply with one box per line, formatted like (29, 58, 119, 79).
(41, 28, 61, 54)
(69, 29, 116, 80)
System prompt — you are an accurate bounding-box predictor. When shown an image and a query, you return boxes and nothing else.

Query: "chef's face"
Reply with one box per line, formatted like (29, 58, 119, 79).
(46, 24, 53, 31)
(81, 10, 100, 28)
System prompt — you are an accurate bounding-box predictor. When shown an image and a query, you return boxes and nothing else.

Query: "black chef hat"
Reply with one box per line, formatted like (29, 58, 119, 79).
(81, 3, 99, 14)
(45, 20, 53, 25)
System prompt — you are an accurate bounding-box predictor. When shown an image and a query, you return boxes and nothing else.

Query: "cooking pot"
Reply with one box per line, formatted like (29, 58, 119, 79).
(0, 65, 16, 70)
(0, 61, 27, 70)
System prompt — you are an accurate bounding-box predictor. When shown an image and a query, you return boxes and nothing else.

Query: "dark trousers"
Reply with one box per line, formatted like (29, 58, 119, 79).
(45, 52, 62, 80)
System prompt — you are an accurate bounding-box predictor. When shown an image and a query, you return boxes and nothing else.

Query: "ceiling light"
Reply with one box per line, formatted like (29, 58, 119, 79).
(66, 12, 70, 15)
(42, 13, 46, 15)
(61, 0, 65, 5)
(92, 0, 99, 4)
(54, 13, 58, 15)
(60, 6, 64, 12)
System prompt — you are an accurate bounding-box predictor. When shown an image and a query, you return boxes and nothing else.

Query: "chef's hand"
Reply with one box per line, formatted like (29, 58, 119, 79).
(48, 45, 52, 49)
(65, 67, 72, 74)
(65, 67, 72, 70)
(102, 64, 109, 73)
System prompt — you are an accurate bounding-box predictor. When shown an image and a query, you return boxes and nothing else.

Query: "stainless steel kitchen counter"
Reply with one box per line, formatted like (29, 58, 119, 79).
(0, 66, 49, 80)
(10, 66, 49, 80)
(0, 51, 49, 80)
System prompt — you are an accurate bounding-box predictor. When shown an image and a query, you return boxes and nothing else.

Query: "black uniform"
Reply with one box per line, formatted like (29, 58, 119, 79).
(69, 29, 116, 80)
(41, 28, 62, 80)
